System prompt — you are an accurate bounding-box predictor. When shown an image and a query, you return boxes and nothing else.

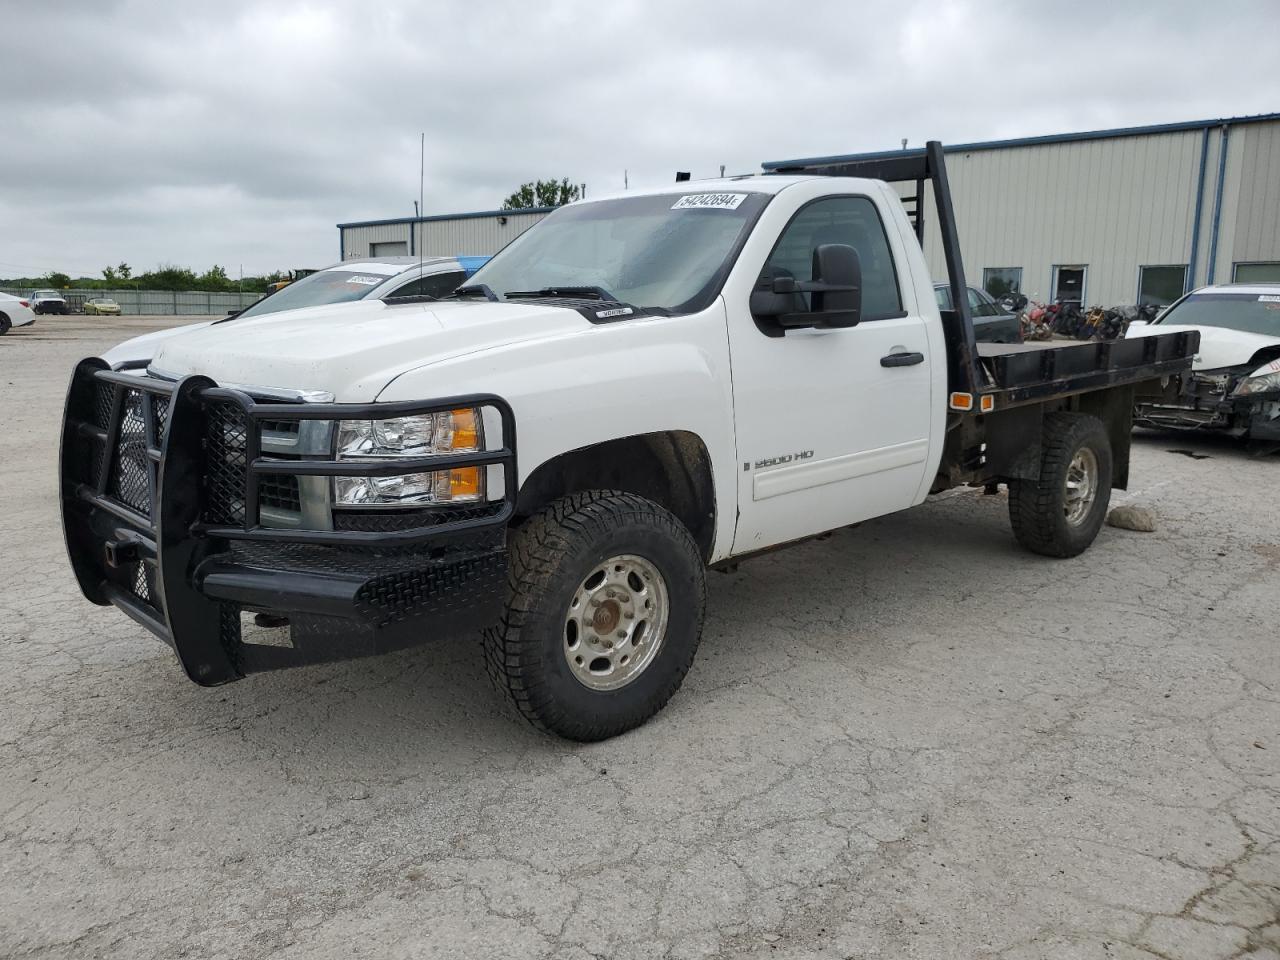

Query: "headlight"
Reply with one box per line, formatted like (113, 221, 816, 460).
(333, 467, 483, 505)
(334, 409, 485, 506)
(1232, 372, 1280, 396)
(336, 409, 480, 458)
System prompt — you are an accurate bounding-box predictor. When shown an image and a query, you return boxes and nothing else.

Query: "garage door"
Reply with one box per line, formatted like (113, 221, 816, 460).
(371, 241, 408, 257)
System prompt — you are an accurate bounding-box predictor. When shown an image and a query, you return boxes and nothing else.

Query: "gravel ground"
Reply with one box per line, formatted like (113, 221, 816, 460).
(2, 316, 1277, 960)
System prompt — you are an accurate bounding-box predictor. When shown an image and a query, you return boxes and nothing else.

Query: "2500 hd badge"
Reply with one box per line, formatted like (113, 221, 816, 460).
(746, 450, 815, 471)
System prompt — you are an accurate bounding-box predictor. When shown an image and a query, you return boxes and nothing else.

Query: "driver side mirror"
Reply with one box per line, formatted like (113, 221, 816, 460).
(749, 243, 862, 330)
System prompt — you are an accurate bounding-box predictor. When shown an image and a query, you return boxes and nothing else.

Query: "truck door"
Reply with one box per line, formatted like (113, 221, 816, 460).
(727, 194, 934, 553)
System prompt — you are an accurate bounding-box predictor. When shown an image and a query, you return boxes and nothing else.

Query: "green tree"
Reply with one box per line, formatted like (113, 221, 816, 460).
(46, 271, 72, 288)
(117, 262, 132, 282)
(102, 265, 119, 285)
(502, 177, 581, 210)
(197, 265, 231, 291)
(136, 264, 198, 291)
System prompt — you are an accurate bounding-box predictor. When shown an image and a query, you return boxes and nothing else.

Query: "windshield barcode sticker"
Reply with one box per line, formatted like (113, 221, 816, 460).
(1258, 295, 1280, 303)
(672, 193, 747, 211)
(345, 275, 382, 286)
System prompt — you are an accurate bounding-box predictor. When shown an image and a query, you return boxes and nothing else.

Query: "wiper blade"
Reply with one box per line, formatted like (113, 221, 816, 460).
(452, 283, 499, 302)
(382, 293, 439, 303)
(504, 286, 617, 302)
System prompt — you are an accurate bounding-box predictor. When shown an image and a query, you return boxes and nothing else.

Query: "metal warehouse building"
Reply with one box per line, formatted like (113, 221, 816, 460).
(338, 207, 552, 262)
(770, 112, 1280, 308)
(339, 112, 1280, 308)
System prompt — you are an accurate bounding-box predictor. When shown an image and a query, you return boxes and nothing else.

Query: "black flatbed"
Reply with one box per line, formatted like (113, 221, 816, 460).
(977, 331, 1199, 407)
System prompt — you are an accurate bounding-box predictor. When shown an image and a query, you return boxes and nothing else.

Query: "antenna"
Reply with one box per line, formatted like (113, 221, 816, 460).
(624, 169, 628, 190)
(901, 138, 908, 150)
(418, 132, 424, 277)
(719, 164, 725, 177)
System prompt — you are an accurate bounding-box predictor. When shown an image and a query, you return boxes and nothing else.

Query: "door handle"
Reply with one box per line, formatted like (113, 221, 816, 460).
(880, 351, 925, 367)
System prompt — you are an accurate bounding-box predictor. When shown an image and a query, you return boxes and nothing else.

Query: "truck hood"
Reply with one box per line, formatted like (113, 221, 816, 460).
(1126, 322, 1280, 371)
(102, 320, 216, 367)
(148, 298, 588, 400)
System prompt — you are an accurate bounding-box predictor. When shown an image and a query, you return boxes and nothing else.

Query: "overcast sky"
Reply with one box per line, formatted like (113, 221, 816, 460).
(2, 0, 1277, 278)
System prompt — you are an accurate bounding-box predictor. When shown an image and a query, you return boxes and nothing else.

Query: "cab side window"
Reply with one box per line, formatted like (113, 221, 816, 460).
(763, 196, 903, 321)
(388, 270, 466, 299)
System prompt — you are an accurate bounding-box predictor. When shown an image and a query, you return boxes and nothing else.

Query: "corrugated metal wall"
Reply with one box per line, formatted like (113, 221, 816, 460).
(891, 117, 1280, 304)
(415, 210, 546, 257)
(341, 210, 549, 260)
(1226, 120, 1280, 268)
(915, 130, 1207, 305)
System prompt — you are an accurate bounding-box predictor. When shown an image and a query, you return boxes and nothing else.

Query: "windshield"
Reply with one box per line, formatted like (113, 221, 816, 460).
(1157, 292, 1280, 337)
(236, 268, 399, 318)
(466, 191, 771, 313)
(35, 290, 59, 298)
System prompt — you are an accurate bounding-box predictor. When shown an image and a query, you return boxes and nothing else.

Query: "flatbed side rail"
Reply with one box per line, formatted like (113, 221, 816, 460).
(767, 140, 983, 400)
(981, 331, 1200, 407)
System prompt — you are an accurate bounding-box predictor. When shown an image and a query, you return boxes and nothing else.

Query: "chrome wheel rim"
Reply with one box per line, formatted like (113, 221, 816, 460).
(1064, 448, 1098, 526)
(563, 554, 669, 691)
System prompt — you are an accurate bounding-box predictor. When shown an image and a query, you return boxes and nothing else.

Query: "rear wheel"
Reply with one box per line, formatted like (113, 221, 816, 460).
(483, 490, 705, 741)
(0, 313, 10, 335)
(1008, 413, 1112, 558)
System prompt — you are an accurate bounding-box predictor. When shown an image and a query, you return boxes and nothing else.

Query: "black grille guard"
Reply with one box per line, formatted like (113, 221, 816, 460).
(60, 359, 517, 684)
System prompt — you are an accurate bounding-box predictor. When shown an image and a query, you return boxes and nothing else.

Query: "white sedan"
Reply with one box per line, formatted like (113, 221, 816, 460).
(1126, 282, 1280, 444)
(0, 293, 37, 334)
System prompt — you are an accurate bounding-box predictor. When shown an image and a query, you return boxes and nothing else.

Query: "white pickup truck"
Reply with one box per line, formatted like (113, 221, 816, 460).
(61, 143, 1197, 740)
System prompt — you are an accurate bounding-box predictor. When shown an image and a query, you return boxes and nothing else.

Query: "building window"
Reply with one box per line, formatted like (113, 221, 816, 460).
(370, 241, 408, 257)
(1052, 265, 1086, 306)
(1138, 265, 1187, 307)
(982, 267, 1022, 298)
(1233, 262, 1280, 283)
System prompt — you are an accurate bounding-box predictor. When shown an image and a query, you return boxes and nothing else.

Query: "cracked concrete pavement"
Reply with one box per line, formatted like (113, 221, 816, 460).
(1, 316, 1277, 959)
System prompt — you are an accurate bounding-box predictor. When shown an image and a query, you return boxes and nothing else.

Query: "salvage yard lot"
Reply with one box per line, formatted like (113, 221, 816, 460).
(1, 316, 1277, 960)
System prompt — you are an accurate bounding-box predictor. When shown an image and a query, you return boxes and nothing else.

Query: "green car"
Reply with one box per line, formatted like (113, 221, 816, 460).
(83, 298, 122, 316)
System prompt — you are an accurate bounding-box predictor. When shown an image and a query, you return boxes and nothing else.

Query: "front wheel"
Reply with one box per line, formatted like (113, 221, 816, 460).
(0, 313, 10, 335)
(483, 491, 706, 741)
(1008, 412, 1113, 558)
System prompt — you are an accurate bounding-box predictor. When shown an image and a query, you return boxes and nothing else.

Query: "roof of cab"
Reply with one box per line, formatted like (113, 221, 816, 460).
(574, 175, 827, 207)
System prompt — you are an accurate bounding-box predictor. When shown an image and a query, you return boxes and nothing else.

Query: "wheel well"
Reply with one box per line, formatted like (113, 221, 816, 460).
(516, 431, 716, 561)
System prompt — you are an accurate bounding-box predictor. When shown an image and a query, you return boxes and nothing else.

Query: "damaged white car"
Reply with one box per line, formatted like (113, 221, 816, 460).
(1126, 283, 1280, 448)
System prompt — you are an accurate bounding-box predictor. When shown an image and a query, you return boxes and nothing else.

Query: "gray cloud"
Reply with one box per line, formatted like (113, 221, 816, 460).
(1, 0, 1276, 277)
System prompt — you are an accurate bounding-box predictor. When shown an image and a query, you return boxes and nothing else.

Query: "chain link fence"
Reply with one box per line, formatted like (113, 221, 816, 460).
(0, 288, 263, 316)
